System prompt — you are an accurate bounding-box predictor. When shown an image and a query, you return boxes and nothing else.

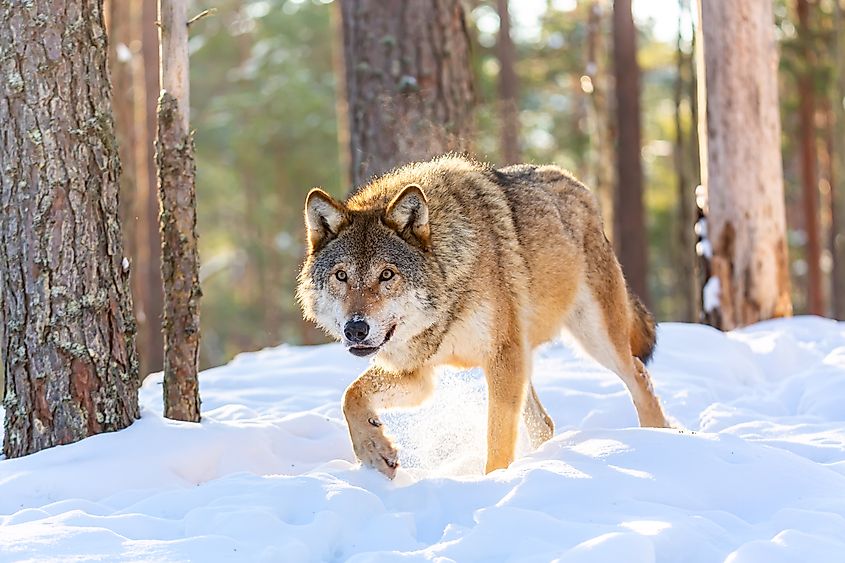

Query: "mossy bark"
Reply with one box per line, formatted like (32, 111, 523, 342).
(155, 92, 201, 422)
(0, 0, 140, 457)
(339, 0, 475, 190)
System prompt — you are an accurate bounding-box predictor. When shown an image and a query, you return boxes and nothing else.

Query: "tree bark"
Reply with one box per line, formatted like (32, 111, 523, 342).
(612, 0, 650, 307)
(330, 1, 352, 191)
(695, 0, 793, 330)
(105, 0, 138, 256)
(673, 0, 696, 322)
(796, 0, 824, 316)
(496, 0, 520, 165)
(585, 1, 615, 245)
(0, 0, 140, 457)
(106, 0, 164, 380)
(135, 0, 165, 377)
(157, 0, 201, 422)
(833, 0, 845, 319)
(340, 0, 475, 189)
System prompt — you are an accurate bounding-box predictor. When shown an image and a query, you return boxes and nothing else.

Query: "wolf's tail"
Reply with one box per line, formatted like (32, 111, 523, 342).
(629, 292, 657, 364)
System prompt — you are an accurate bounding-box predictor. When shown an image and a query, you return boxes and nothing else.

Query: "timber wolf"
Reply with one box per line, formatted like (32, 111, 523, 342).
(297, 155, 669, 479)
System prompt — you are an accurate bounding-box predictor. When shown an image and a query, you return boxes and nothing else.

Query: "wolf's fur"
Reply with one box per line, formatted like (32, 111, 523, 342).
(297, 155, 669, 478)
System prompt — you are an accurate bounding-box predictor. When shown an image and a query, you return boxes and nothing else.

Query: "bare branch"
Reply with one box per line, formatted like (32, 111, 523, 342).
(187, 8, 217, 28)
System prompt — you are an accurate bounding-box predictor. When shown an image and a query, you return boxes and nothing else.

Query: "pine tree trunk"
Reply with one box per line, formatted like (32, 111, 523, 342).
(496, 0, 520, 165)
(340, 0, 475, 189)
(157, 0, 201, 422)
(833, 0, 845, 319)
(695, 0, 793, 330)
(821, 98, 835, 316)
(585, 0, 615, 241)
(105, 0, 138, 258)
(612, 0, 650, 306)
(0, 0, 140, 457)
(673, 0, 696, 322)
(796, 0, 824, 316)
(330, 1, 352, 191)
(106, 0, 162, 379)
(135, 0, 164, 377)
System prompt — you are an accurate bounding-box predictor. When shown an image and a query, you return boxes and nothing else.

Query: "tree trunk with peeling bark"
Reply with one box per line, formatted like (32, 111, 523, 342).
(695, 0, 793, 330)
(157, 0, 201, 422)
(340, 0, 475, 189)
(0, 0, 140, 457)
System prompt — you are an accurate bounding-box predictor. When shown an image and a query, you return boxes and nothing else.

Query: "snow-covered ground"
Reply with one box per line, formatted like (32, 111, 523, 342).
(2, 317, 845, 562)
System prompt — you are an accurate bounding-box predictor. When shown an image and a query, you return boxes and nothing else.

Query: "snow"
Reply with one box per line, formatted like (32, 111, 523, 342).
(2, 316, 845, 562)
(703, 276, 721, 313)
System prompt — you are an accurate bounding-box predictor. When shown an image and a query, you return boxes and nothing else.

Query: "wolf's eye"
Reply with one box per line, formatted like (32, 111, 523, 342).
(379, 269, 395, 282)
(335, 270, 347, 282)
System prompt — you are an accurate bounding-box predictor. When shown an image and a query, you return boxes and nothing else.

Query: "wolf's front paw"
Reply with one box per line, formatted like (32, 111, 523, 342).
(351, 423, 399, 479)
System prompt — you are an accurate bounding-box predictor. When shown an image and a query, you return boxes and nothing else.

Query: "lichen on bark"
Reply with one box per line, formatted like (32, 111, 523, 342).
(155, 91, 201, 423)
(0, 0, 140, 458)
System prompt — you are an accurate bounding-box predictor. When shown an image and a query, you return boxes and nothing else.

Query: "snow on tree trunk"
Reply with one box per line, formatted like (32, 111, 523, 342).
(339, 0, 475, 189)
(695, 0, 793, 330)
(0, 0, 140, 457)
(612, 0, 650, 307)
(156, 0, 201, 422)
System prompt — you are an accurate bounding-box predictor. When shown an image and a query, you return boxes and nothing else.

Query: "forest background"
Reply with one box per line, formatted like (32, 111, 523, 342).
(100, 0, 844, 372)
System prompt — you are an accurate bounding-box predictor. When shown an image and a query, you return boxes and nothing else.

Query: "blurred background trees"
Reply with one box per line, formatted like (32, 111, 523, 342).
(101, 0, 844, 370)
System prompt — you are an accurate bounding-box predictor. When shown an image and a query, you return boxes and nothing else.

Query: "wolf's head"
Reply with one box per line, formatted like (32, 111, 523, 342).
(296, 184, 437, 359)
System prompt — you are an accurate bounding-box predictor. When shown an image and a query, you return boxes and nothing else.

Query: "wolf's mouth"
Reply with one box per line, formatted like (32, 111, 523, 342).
(348, 324, 396, 357)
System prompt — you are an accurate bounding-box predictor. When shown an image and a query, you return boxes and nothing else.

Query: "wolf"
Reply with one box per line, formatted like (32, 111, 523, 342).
(297, 155, 669, 479)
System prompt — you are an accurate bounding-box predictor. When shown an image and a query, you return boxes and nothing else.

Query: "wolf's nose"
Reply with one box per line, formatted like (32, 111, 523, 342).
(344, 320, 370, 343)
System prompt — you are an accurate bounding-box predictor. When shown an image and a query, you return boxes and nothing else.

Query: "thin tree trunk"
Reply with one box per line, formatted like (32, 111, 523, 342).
(105, 0, 138, 257)
(496, 0, 520, 165)
(673, 0, 696, 322)
(125, 0, 165, 379)
(831, 0, 845, 319)
(157, 0, 201, 422)
(340, 0, 475, 189)
(330, 2, 352, 191)
(821, 98, 834, 315)
(612, 0, 650, 306)
(695, 0, 793, 330)
(584, 0, 614, 240)
(0, 0, 140, 457)
(796, 0, 824, 315)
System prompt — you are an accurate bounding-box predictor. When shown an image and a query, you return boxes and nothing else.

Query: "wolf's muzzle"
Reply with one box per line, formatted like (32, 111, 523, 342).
(346, 324, 396, 357)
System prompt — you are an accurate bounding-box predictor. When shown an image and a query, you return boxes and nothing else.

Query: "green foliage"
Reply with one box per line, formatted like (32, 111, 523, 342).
(190, 0, 339, 365)
(183, 0, 835, 366)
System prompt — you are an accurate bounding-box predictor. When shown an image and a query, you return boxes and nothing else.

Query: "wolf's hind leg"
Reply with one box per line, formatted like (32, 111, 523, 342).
(342, 366, 434, 479)
(484, 339, 530, 473)
(522, 383, 554, 449)
(564, 293, 668, 428)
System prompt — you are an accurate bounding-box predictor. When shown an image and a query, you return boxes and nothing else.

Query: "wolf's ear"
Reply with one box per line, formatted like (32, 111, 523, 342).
(304, 188, 347, 253)
(384, 184, 431, 250)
